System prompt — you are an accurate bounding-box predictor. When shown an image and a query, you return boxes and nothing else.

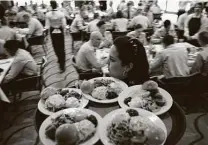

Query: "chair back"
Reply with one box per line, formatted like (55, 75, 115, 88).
(157, 73, 201, 94)
(70, 31, 82, 41)
(112, 31, 129, 40)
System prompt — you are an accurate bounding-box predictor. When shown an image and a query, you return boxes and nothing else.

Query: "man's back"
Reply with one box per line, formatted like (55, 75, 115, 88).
(87, 19, 100, 32)
(160, 44, 189, 78)
(130, 15, 150, 29)
(28, 18, 44, 36)
(0, 26, 16, 40)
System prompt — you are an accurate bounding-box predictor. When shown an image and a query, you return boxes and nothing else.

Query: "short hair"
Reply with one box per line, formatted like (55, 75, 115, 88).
(116, 11, 123, 18)
(94, 13, 99, 19)
(164, 20, 171, 28)
(198, 31, 208, 45)
(195, 3, 203, 8)
(90, 31, 102, 40)
(114, 36, 149, 84)
(162, 35, 174, 46)
(134, 24, 143, 30)
(50, 1, 57, 9)
(4, 40, 20, 54)
(97, 20, 105, 28)
(23, 13, 30, 18)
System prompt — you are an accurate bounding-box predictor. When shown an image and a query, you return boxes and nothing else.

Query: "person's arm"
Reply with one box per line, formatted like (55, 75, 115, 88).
(27, 20, 36, 38)
(45, 14, 50, 30)
(61, 14, 67, 29)
(128, 18, 135, 28)
(150, 52, 164, 72)
(77, 17, 86, 31)
(190, 53, 203, 74)
(143, 33, 148, 45)
(3, 59, 25, 84)
(151, 29, 161, 39)
(184, 15, 191, 38)
(85, 49, 104, 69)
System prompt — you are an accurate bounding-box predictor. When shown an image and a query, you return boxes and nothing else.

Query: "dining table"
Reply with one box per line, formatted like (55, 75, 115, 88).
(34, 101, 186, 145)
(0, 58, 14, 103)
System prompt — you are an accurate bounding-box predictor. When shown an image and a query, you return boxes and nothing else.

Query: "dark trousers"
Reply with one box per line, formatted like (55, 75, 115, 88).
(50, 28, 65, 70)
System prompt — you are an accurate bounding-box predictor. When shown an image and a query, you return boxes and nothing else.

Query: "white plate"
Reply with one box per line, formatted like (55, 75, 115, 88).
(118, 85, 173, 115)
(84, 77, 128, 104)
(38, 88, 90, 116)
(99, 108, 167, 145)
(39, 108, 102, 145)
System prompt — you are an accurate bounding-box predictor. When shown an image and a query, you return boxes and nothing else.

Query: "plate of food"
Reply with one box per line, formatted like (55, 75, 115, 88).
(39, 108, 102, 145)
(118, 81, 173, 115)
(80, 77, 128, 104)
(99, 108, 167, 145)
(38, 87, 89, 115)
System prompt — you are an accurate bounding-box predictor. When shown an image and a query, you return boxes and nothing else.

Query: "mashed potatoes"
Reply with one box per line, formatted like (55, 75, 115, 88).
(91, 86, 108, 100)
(45, 95, 65, 112)
(40, 87, 57, 101)
(65, 97, 80, 108)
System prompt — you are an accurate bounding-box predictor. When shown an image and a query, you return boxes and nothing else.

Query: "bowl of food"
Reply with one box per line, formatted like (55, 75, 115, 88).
(39, 108, 102, 145)
(38, 87, 89, 115)
(99, 108, 167, 145)
(118, 81, 173, 115)
(81, 77, 128, 104)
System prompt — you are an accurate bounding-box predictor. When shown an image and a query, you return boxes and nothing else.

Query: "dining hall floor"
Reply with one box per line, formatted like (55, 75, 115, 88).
(0, 33, 208, 145)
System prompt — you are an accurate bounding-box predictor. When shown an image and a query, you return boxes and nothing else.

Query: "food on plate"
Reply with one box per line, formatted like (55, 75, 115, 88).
(40, 87, 57, 102)
(80, 80, 94, 94)
(45, 111, 98, 144)
(92, 86, 108, 100)
(45, 95, 66, 112)
(124, 81, 166, 113)
(40, 87, 86, 112)
(55, 124, 79, 145)
(74, 119, 96, 142)
(65, 97, 80, 108)
(107, 109, 166, 145)
(87, 78, 124, 100)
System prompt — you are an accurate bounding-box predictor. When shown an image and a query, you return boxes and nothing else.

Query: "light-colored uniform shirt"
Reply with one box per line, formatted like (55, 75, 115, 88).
(128, 14, 150, 29)
(45, 10, 66, 29)
(76, 41, 102, 71)
(177, 13, 188, 30)
(16, 11, 31, 22)
(117, 2, 127, 11)
(86, 19, 100, 33)
(152, 25, 177, 39)
(184, 13, 208, 39)
(3, 49, 38, 83)
(0, 26, 16, 41)
(190, 48, 208, 76)
(27, 18, 44, 37)
(70, 14, 86, 32)
(112, 18, 129, 32)
(127, 31, 147, 45)
(150, 44, 190, 78)
(123, 7, 137, 19)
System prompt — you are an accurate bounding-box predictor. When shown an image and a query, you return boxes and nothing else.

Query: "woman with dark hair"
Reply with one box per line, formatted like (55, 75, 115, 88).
(112, 11, 128, 32)
(108, 36, 149, 85)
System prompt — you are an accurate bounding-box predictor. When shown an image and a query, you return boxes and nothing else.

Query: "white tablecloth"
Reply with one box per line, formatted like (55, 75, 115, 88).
(0, 58, 14, 103)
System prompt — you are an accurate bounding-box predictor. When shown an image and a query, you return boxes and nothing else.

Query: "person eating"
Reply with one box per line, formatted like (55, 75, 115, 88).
(112, 11, 129, 32)
(2, 40, 38, 84)
(75, 31, 107, 72)
(108, 36, 149, 86)
(70, 6, 88, 32)
(150, 35, 189, 79)
(190, 31, 208, 76)
(22, 14, 44, 38)
(97, 20, 113, 49)
(127, 24, 147, 45)
(151, 20, 176, 41)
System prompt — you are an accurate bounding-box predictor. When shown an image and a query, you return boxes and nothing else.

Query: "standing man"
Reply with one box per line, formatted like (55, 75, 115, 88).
(45, 1, 66, 72)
